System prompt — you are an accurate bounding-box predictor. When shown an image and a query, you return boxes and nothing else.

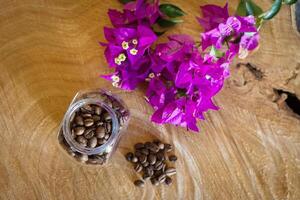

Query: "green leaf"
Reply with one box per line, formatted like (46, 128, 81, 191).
(210, 46, 224, 58)
(157, 18, 183, 28)
(236, 1, 247, 16)
(283, 0, 297, 5)
(246, 0, 263, 17)
(119, 0, 134, 4)
(236, 0, 263, 17)
(159, 4, 185, 18)
(154, 30, 166, 36)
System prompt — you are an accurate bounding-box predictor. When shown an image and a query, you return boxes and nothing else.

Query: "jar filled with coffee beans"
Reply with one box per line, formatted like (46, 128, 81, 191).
(58, 89, 130, 165)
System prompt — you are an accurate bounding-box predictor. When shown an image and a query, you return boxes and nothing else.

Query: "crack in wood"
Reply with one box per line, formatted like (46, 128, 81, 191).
(274, 89, 300, 116)
(236, 62, 264, 81)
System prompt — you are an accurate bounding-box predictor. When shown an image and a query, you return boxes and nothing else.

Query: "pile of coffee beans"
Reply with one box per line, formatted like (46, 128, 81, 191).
(125, 140, 177, 187)
(70, 104, 112, 148)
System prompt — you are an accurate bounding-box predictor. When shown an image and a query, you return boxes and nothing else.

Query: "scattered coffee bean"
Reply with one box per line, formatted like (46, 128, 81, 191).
(140, 148, 149, 155)
(150, 178, 159, 186)
(131, 156, 138, 163)
(165, 168, 176, 176)
(125, 152, 133, 161)
(79, 154, 88, 163)
(134, 143, 144, 150)
(169, 155, 177, 162)
(142, 161, 149, 167)
(157, 174, 166, 183)
(164, 144, 172, 152)
(73, 126, 85, 136)
(138, 154, 147, 164)
(134, 180, 144, 187)
(105, 123, 112, 133)
(158, 143, 164, 150)
(125, 139, 178, 187)
(134, 164, 143, 173)
(164, 176, 172, 185)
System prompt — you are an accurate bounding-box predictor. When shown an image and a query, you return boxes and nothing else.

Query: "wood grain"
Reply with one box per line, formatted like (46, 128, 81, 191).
(0, 0, 299, 199)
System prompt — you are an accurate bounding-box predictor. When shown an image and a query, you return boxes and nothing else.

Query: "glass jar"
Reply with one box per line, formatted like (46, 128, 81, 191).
(58, 89, 130, 165)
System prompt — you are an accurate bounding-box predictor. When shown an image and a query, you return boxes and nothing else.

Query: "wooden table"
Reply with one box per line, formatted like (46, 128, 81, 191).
(0, 0, 299, 199)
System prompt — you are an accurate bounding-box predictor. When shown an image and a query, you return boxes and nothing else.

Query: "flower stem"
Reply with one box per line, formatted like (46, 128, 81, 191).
(259, 0, 282, 20)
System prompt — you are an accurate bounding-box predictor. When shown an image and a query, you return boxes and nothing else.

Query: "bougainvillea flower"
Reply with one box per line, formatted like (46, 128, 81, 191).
(197, 3, 229, 31)
(108, 0, 160, 28)
(101, 25, 157, 90)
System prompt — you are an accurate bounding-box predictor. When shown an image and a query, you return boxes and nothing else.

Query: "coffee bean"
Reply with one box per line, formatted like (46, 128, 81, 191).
(148, 143, 159, 153)
(82, 113, 92, 118)
(84, 128, 95, 139)
(161, 163, 166, 172)
(131, 156, 138, 163)
(134, 164, 143, 173)
(145, 167, 154, 177)
(103, 112, 112, 121)
(150, 178, 159, 186)
(138, 155, 147, 164)
(95, 126, 105, 138)
(92, 115, 101, 122)
(74, 116, 84, 126)
(148, 154, 156, 165)
(152, 139, 161, 145)
(164, 144, 172, 152)
(78, 154, 88, 163)
(164, 176, 172, 185)
(141, 148, 149, 155)
(142, 161, 149, 167)
(144, 142, 152, 149)
(156, 152, 165, 161)
(104, 133, 110, 140)
(105, 123, 112, 133)
(158, 174, 166, 183)
(155, 162, 163, 171)
(134, 143, 144, 150)
(125, 152, 133, 161)
(165, 168, 176, 176)
(73, 126, 85, 136)
(76, 136, 87, 147)
(142, 173, 151, 181)
(169, 155, 177, 162)
(134, 180, 144, 187)
(135, 151, 143, 158)
(88, 137, 97, 148)
(94, 106, 102, 115)
(84, 118, 94, 127)
(154, 161, 162, 169)
(158, 143, 164, 150)
(97, 138, 106, 146)
(81, 105, 93, 113)
(96, 121, 104, 126)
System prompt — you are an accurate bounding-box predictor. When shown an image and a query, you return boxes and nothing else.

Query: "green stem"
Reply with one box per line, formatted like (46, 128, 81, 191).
(260, 0, 282, 20)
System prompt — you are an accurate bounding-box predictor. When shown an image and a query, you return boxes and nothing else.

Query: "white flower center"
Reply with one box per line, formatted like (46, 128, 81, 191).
(121, 41, 129, 50)
(130, 48, 138, 55)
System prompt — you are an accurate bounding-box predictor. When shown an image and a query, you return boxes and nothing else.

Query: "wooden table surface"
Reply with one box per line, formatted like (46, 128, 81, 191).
(0, 0, 299, 199)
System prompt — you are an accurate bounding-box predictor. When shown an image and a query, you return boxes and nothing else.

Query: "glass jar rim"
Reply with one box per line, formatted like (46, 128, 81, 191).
(62, 98, 120, 155)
